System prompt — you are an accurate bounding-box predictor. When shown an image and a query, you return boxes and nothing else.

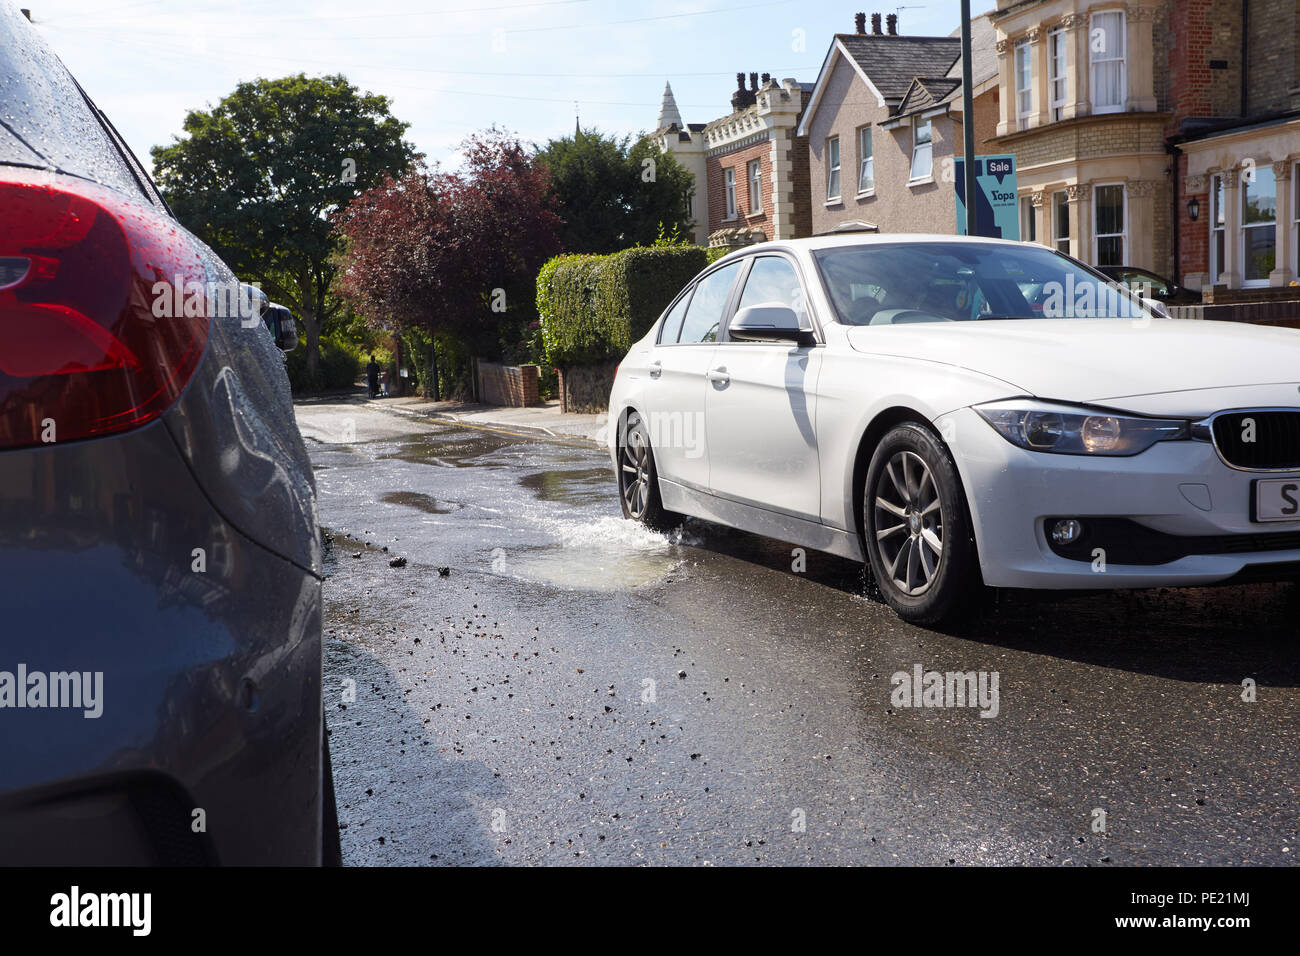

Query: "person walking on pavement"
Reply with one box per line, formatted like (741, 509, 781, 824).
(366, 354, 380, 399)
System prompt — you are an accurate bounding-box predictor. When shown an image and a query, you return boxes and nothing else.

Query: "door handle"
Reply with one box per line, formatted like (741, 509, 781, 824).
(648, 360, 662, 379)
(707, 367, 729, 385)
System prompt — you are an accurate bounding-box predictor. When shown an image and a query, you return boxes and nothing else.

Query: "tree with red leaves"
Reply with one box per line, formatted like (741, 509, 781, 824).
(334, 129, 561, 358)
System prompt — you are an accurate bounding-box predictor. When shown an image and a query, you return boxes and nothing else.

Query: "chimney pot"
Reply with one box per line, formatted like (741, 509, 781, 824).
(854, 12, 867, 33)
(886, 12, 898, 35)
(732, 72, 757, 111)
(871, 12, 882, 34)
(749, 72, 759, 91)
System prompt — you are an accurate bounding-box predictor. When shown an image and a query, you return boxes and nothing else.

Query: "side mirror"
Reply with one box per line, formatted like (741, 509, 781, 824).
(265, 304, 298, 352)
(728, 304, 811, 345)
(239, 282, 270, 329)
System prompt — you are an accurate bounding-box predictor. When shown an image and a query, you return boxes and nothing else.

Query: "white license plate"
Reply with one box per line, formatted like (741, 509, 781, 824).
(1254, 478, 1300, 521)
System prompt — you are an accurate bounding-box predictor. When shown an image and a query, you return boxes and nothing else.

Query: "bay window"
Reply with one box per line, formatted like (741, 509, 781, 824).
(1241, 164, 1276, 285)
(1048, 28, 1067, 122)
(1094, 183, 1125, 266)
(1089, 11, 1126, 114)
(1015, 40, 1033, 130)
(1210, 174, 1225, 282)
(1020, 196, 1037, 242)
(1052, 190, 1069, 253)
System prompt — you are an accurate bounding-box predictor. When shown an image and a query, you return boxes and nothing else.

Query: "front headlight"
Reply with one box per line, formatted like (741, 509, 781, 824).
(974, 401, 1188, 455)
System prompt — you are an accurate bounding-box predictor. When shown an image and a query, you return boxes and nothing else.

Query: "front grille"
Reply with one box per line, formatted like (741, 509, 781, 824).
(1212, 410, 1300, 470)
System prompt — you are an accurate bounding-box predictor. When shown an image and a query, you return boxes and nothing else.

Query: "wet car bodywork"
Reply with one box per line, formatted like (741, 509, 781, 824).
(0, 4, 327, 864)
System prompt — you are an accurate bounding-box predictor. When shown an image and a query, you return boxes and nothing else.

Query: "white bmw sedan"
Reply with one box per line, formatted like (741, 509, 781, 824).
(607, 234, 1300, 623)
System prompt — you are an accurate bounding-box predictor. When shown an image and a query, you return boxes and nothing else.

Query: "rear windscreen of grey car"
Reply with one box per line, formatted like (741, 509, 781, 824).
(0, 4, 148, 199)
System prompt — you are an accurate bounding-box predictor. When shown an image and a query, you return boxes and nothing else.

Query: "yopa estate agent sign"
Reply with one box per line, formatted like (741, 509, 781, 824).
(955, 154, 1019, 240)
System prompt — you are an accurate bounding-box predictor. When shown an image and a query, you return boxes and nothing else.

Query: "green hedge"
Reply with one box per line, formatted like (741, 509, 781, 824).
(285, 337, 362, 394)
(538, 245, 707, 367)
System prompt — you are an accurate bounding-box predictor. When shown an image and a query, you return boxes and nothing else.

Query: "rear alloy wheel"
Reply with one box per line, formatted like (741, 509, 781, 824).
(618, 411, 677, 530)
(864, 424, 980, 624)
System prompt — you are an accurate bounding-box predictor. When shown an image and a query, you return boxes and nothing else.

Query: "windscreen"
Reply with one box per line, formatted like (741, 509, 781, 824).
(813, 241, 1154, 326)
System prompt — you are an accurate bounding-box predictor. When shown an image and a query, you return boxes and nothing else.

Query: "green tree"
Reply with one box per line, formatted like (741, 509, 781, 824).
(535, 129, 695, 254)
(151, 74, 417, 375)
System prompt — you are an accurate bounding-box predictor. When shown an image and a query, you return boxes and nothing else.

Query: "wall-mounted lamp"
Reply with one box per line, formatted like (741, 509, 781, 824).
(1186, 196, 1200, 221)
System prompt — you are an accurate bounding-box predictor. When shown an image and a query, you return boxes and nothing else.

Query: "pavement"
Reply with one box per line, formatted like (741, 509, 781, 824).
(296, 398, 1300, 867)
(359, 395, 608, 445)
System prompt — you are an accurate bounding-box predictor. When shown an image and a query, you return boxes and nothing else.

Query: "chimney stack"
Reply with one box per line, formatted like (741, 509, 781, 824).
(731, 72, 757, 111)
(886, 12, 898, 35)
(871, 12, 882, 34)
(854, 12, 866, 33)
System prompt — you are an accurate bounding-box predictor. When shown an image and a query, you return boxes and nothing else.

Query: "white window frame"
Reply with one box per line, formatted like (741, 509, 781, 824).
(1092, 182, 1127, 266)
(1210, 173, 1226, 284)
(1240, 163, 1277, 288)
(1019, 195, 1037, 243)
(826, 135, 841, 202)
(748, 160, 762, 215)
(724, 167, 737, 220)
(857, 126, 874, 195)
(1015, 39, 1033, 130)
(1048, 27, 1067, 122)
(1294, 161, 1300, 281)
(1089, 10, 1127, 115)
(910, 118, 933, 182)
(1052, 189, 1070, 254)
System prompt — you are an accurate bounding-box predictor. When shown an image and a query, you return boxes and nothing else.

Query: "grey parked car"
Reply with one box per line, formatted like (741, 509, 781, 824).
(0, 3, 336, 864)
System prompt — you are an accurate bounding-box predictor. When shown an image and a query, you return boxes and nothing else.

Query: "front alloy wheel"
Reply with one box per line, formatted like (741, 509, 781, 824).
(873, 450, 944, 596)
(864, 423, 980, 624)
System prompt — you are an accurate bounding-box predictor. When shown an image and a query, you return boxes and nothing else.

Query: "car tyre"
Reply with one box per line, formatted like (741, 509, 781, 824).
(618, 410, 678, 531)
(863, 423, 981, 624)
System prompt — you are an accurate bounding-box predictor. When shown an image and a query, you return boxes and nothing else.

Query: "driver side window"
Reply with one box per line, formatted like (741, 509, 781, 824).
(732, 256, 810, 335)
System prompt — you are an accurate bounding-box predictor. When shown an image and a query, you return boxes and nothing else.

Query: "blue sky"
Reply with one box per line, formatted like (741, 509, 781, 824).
(29, 0, 966, 169)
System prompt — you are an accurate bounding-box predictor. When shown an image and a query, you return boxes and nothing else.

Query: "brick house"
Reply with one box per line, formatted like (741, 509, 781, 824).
(989, 0, 1299, 300)
(1170, 0, 1300, 297)
(799, 11, 1000, 237)
(656, 73, 814, 250)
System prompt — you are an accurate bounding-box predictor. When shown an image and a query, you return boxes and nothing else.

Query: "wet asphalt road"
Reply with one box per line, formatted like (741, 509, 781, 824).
(296, 397, 1299, 866)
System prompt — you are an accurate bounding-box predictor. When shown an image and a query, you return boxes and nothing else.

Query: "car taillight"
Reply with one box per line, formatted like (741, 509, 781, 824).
(0, 171, 209, 450)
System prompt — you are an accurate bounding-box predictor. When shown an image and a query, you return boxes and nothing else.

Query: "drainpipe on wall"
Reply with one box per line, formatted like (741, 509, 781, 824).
(1240, 0, 1248, 118)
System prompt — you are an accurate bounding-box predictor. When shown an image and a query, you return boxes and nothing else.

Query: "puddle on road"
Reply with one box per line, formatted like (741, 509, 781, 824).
(518, 467, 613, 504)
(380, 490, 462, 514)
(380, 430, 528, 469)
(499, 516, 684, 591)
